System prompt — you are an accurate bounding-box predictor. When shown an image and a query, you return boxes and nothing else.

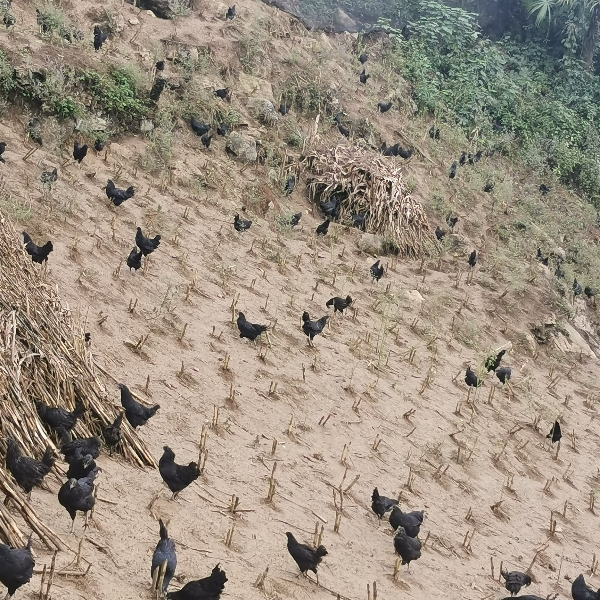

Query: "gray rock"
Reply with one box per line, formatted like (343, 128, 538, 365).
(140, 119, 155, 132)
(334, 8, 356, 30)
(358, 233, 386, 255)
(251, 99, 279, 126)
(75, 116, 108, 132)
(226, 132, 257, 162)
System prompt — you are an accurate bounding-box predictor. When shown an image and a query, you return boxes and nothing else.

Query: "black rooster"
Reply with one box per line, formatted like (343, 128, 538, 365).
(35, 400, 85, 434)
(234, 213, 252, 232)
(501, 570, 531, 596)
(370, 260, 384, 282)
(152, 519, 177, 592)
(371, 487, 398, 518)
(301, 312, 328, 346)
(119, 383, 159, 429)
(22, 232, 53, 264)
(106, 180, 134, 206)
(285, 532, 327, 584)
(159, 446, 200, 499)
(237, 312, 267, 342)
(5, 439, 55, 498)
(0, 534, 34, 599)
(167, 564, 227, 600)
(73, 142, 88, 164)
(136, 227, 161, 256)
(326, 295, 353, 314)
(58, 466, 101, 533)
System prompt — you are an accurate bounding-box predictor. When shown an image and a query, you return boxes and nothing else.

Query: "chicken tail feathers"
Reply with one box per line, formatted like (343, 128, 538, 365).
(149, 404, 160, 417)
(72, 401, 86, 420)
(326, 298, 334, 308)
(41, 447, 55, 468)
(22, 231, 33, 245)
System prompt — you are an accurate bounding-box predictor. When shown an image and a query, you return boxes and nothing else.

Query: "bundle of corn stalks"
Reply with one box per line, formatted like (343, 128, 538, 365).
(305, 144, 436, 257)
(0, 215, 156, 550)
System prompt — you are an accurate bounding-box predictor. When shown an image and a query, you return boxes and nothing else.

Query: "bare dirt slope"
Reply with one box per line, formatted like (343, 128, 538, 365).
(0, 1, 599, 600)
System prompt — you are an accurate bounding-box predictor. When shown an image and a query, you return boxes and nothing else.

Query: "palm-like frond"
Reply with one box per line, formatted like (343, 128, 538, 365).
(524, 0, 557, 25)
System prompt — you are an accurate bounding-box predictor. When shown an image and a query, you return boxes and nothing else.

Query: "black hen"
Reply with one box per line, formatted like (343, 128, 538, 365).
(393, 526, 421, 571)
(301, 312, 328, 345)
(152, 519, 177, 592)
(435, 226, 445, 241)
(547, 421, 562, 444)
(190, 117, 210, 137)
(573, 278, 583, 296)
(201, 133, 212, 149)
(5, 439, 54, 497)
(285, 532, 327, 584)
(468, 250, 477, 268)
(22, 232, 53, 264)
(371, 487, 398, 518)
(397, 146, 414, 159)
(359, 52, 368, 64)
(94, 139, 105, 152)
(58, 466, 100, 533)
(237, 312, 267, 342)
(0, 141, 5, 162)
(536, 248, 549, 266)
(93, 25, 107, 51)
(539, 184, 550, 195)
(501, 570, 531, 596)
(106, 179, 134, 206)
(167, 564, 227, 600)
(234, 213, 252, 232)
(102, 413, 124, 454)
(216, 123, 228, 136)
(465, 366, 481, 388)
(352, 212, 367, 230)
(58, 428, 102, 463)
(226, 5, 236, 19)
(290, 213, 302, 227)
(449, 162, 457, 179)
(338, 124, 350, 138)
(284, 175, 296, 195)
(496, 366, 511, 384)
(484, 182, 494, 192)
(119, 383, 159, 429)
(73, 142, 88, 163)
(0, 535, 34, 599)
(215, 88, 230, 100)
(66, 452, 96, 480)
(359, 69, 370, 84)
(370, 260, 384, 281)
(389, 506, 423, 538)
(35, 400, 85, 434)
(279, 104, 290, 116)
(159, 446, 200, 498)
(428, 126, 440, 139)
(316, 219, 330, 235)
(326, 295, 353, 314)
(485, 349, 506, 372)
(378, 101, 393, 113)
(127, 247, 143, 272)
(319, 198, 340, 218)
(136, 227, 161, 256)
(572, 574, 599, 600)
(156, 61, 165, 71)
(446, 213, 459, 231)
(459, 151, 466, 166)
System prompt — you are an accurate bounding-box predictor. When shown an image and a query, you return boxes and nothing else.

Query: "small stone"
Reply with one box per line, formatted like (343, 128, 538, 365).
(128, 17, 140, 25)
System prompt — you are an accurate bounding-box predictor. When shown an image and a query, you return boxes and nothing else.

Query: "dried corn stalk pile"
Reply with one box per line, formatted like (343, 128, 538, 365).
(306, 145, 435, 257)
(0, 215, 156, 550)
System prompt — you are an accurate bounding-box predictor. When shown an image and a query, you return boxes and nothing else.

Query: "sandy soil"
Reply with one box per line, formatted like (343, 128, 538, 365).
(0, 1, 599, 600)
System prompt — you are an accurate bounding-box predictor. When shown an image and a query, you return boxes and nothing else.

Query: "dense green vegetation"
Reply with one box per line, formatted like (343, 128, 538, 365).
(380, 0, 600, 208)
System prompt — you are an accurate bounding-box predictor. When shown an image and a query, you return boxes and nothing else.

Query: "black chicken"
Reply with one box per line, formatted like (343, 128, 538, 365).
(319, 198, 340, 218)
(159, 446, 200, 499)
(237, 312, 267, 342)
(539, 184, 550, 195)
(119, 383, 160, 429)
(278, 104, 290, 116)
(359, 52, 368, 64)
(389, 507, 423, 538)
(359, 69, 370, 84)
(326, 295, 353, 314)
(73, 142, 88, 163)
(102, 412, 124, 455)
(136, 227, 161, 256)
(0, 141, 5, 162)
(94, 139, 105, 152)
(290, 213, 302, 227)
(378, 101, 393, 113)
(215, 88, 230, 100)
(572, 574, 599, 600)
(465, 366, 482, 388)
(216, 123, 228, 136)
(473, 150, 483, 162)
(93, 25, 107, 51)
(459, 151, 466, 166)
(338, 124, 350, 138)
(428, 126, 440, 139)
(393, 526, 421, 572)
(501, 570, 532, 596)
(484, 182, 494, 192)
(397, 146, 413, 159)
(284, 175, 296, 195)
(22, 232, 53, 264)
(496, 366, 511, 384)
(468, 250, 477, 268)
(435, 226, 445, 241)
(536, 248, 549, 265)
(106, 179, 134, 206)
(446, 213, 459, 231)
(66, 452, 96, 480)
(152, 519, 177, 592)
(301, 312, 328, 346)
(371, 487, 398, 518)
(167, 564, 227, 600)
(585, 286, 597, 299)
(58, 466, 101, 533)
(285, 532, 327, 584)
(352, 213, 367, 230)
(449, 162, 457, 179)
(370, 260, 384, 281)
(485, 349, 506, 372)
(547, 421, 562, 444)
(126, 247, 143, 271)
(58, 427, 102, 462)
(234, 213, 252, 232)
(35, 400, 85, 434)
(201, 133, 212, 149)
(156, 60, 165, 71)
(0, 534, 34, 599)
(573, 278, 583, 296)
(316, 219, 330, 235)
(190, 117, 210, 137)
(5, 439, 54, 498)
(226, 5, 236, 19)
